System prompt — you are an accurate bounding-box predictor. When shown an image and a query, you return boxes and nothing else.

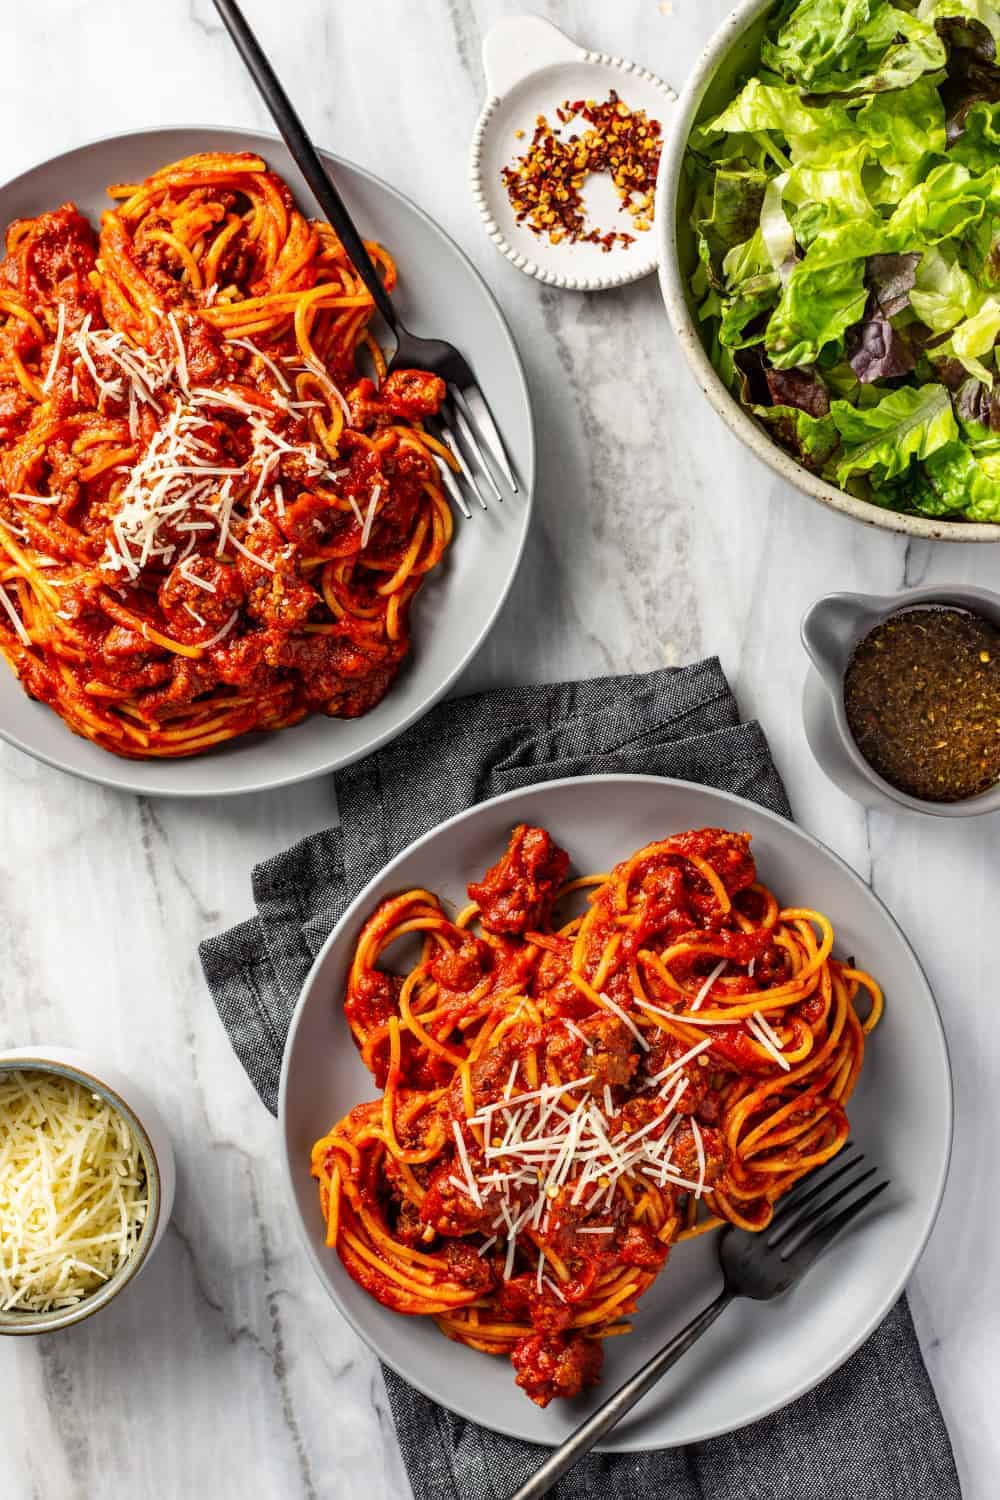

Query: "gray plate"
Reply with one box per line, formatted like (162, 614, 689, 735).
(280, 775, 952, 1449)
(0, 127, 534, 796)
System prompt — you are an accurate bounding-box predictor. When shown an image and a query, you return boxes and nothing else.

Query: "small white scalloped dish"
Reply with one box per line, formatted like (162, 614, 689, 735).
(470, 17, 675, 291)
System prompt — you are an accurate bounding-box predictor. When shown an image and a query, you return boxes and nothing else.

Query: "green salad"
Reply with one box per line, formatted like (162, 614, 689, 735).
(685, 0, 1000, 520)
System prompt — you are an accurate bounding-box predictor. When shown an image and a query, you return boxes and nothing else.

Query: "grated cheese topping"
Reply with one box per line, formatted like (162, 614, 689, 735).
(0, 1070, 148, 1313)
(747, 1010, 792, 1071)
(0, 584, 31, 647)
(41, 304, 66, 394)
(462, 1051, 710, 1277)
(59, 319, 346, 586)
(691, 960, 728, 1012)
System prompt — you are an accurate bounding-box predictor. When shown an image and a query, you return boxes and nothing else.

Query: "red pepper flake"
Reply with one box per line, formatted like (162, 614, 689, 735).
(500, 90, 662, 252)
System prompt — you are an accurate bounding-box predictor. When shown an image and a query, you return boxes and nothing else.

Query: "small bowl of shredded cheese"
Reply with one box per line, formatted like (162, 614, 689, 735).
(0, 1049, 175, 1333)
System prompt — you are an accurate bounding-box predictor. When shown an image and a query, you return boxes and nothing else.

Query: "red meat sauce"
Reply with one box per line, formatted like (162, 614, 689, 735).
(341, 825, 797, 1405)
(0, 203, 447, 723)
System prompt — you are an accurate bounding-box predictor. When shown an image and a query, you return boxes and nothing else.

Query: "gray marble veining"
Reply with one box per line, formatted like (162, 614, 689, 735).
(0, 2, 997, 1497)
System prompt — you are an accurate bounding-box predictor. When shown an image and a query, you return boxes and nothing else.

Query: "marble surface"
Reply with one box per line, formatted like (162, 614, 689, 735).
(0, 1, 996, 1496)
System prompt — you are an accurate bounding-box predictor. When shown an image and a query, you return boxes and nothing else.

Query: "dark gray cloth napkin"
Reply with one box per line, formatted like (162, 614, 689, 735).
(199, 660, 961, 1500)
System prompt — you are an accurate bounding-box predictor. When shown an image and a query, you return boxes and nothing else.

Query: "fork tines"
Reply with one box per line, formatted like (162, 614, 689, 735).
(451, 385, 518, 493)
(768, 1149, 890, 1262)
(432, 385, 519, 516)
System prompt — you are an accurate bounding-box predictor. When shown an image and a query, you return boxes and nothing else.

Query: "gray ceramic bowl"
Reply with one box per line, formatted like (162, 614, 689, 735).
(655, 0, 1000, 543)
(0, 1048, 176, 1334)
(801, 585, 1000, 817)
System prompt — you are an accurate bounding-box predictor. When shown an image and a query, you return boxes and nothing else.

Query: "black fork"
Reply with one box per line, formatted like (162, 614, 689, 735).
(511, 1150, 891, 1500)
(212, 0, 518, 519)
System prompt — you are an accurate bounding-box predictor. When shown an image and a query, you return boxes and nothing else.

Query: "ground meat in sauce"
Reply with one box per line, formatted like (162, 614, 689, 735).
(619, 1223, 670, 1270)
(468, 825, 570, 935)
(579, 1013, 639, 1089)
(541, 1183, 628, 1264)
(510, 1332, 603, 1407)
(531, 940, 588, 1016)
(495, 1274, 574, 1336)
(420, 1152, 497, 1238)
(429, 931, 493, 997)
(344, 969, 403, 1034)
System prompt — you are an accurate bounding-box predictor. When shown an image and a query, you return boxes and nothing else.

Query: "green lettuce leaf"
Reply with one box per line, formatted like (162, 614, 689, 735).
(855, 81, 948, 204)
(787, 147, 877, 227)
(695, 80, 855, 152)
(931, 295, 1000, 381)
(696, 163, 770, 286)
(765, 256, 869, 367)
(718, 274, 783, 348)
(948, 99, 1000, 171)
(886, 162, 993, 247)
(856, 80, 948, 163)
(920, 436, 1000, 516)
(793, 218, 891, 271)
(909, 243, 983, 327)
(722, 229, 773, 289)
(830, 383, 958, 484)
(761, 0, 946, 96)
(753, 404, 840, 470)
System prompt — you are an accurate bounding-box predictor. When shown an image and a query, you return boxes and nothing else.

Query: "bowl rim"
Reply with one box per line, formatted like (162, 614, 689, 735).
(0, 1054, 162, 1334)
(655, 0, 1000, 544)
(800, 583, 1000, 816)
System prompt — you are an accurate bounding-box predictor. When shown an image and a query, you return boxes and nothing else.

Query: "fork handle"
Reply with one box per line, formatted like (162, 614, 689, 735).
(510, 1289, 735, 1500)
(211, 0, 398, 331)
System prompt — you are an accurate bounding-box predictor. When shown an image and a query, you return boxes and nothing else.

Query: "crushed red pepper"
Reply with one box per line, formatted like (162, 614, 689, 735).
(501, 90, 663, 252)
(843, 607, 1000, 802)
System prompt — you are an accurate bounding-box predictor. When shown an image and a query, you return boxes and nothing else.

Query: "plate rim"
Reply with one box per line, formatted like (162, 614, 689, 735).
(278, 771, 954, 1449)
(0, 123, 535, 797)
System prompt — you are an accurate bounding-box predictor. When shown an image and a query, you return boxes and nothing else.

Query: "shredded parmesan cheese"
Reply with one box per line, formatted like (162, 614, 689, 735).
(462, 1055, 709, 1278)
(360, 484, 382, 550)
(0, 1071, 147, 1313)
(0, 584, 30, 646)
(747, 1011, 792, 1072)
(200, 609, 240, 649)
(691, 960, 727, 1012)
(597, 991, 649, 1051)
(42, 304, 65, 394)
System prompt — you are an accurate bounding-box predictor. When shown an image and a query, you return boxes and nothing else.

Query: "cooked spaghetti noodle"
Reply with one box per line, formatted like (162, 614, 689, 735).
(0, 152, 454, 757)
(312, 825, 882, 1405)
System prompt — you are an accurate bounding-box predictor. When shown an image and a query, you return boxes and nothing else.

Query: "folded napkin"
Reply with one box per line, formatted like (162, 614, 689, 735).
(200, 660, 961, 1500)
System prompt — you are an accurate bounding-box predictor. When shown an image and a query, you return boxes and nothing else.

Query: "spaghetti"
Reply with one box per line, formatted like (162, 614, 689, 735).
(0, 152, 454, 758)
(311, 824, 882, 1405)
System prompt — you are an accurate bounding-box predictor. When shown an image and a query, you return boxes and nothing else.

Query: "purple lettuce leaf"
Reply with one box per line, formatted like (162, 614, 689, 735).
(867, 252, 921, 317)
(764, 364, 831, 416)
(954, 376, 1000, 431)
(847, 306, 919, 382)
